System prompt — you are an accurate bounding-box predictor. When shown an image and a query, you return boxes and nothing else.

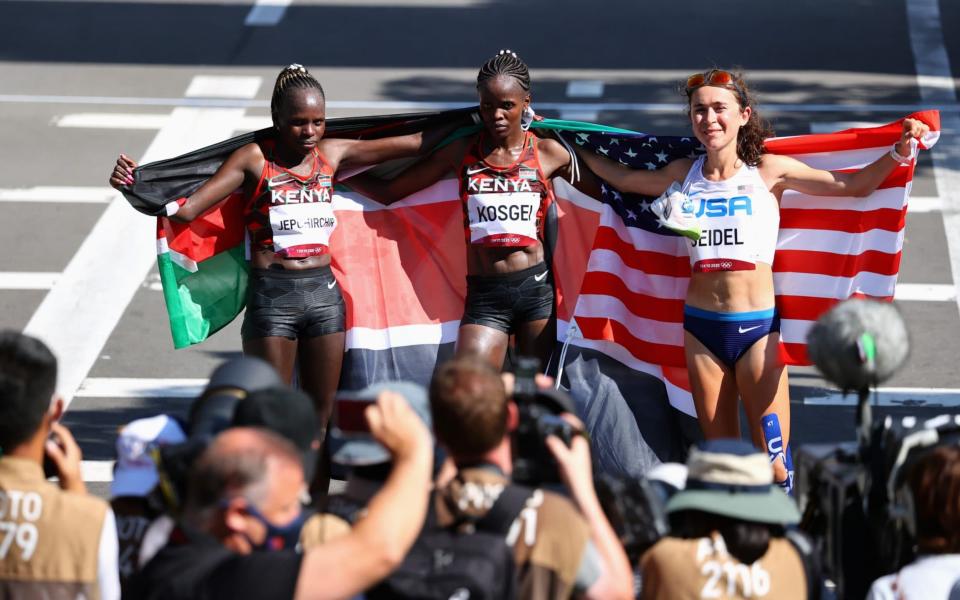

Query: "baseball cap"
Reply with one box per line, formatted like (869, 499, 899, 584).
(231, 386, 319, 481)
(666, 439, 800, 525)
(111, 415, 187, 498)
(189, 357, 284, 437)
(328, 381, 432, 467)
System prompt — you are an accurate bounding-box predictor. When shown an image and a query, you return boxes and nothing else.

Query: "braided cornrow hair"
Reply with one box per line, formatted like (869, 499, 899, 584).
(270, 64, 325, 125)
(477, 49, 531, 92)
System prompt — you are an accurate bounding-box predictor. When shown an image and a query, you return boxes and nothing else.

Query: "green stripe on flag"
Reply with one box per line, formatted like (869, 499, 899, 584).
(158, 246, 249, 349)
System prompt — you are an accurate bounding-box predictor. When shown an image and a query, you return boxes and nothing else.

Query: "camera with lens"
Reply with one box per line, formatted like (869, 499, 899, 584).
(795, 299, 960, 598)
(510, 357, 578, 486)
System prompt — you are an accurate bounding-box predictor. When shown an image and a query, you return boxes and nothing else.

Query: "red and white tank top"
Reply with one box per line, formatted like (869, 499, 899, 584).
(680, 156, 780, 272)
(247, 140, 337, 258)
(459, 132, 554, 247)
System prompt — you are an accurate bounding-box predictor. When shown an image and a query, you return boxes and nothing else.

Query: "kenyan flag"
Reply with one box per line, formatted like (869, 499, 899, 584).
(155, 190, 248, 348)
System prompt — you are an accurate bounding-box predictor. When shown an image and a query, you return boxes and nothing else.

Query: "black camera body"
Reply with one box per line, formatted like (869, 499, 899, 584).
(510, 357, 577, 487)
(796, 410, 960, 599)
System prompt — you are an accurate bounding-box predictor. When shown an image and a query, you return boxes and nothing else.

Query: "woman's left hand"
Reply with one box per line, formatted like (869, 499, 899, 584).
(896, 118, 931, 154)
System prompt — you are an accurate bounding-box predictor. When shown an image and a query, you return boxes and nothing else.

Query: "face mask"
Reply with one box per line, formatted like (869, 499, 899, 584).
(244, 504, 311, 552)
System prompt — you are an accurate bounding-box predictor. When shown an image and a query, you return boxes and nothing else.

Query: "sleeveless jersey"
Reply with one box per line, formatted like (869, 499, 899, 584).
(247, 140, 337, 258)
(459, 132, 554, 247)
(680, 156, 780, 272)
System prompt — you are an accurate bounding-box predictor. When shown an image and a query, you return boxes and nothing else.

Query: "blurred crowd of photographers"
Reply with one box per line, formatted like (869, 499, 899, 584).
(1, 297, 959, 599)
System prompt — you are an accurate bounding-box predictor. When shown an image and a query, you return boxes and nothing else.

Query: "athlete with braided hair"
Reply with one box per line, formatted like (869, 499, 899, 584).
(350, 50, 574, 372)
(110, 64, 460, 492)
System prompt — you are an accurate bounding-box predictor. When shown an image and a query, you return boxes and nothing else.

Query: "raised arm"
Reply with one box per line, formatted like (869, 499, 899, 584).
(294, 391, 434, 600)
(345, 136, 469, 205)
(576, 146, 691, 197)
(767, 117, 930, 198)
(322, 116, 471, 171)
(108, 143, 263, 222)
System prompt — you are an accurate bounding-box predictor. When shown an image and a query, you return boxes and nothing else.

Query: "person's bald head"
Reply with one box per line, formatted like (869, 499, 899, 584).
(184, 427, 303, 526)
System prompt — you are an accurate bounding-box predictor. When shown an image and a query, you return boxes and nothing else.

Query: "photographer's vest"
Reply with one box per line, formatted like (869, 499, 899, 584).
(0, 457, 109, 600)
(435, 466, 591, 600)
(641, 532, 807, 600)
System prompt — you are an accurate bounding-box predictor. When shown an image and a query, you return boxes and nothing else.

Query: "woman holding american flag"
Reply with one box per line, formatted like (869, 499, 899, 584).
(576, 69, 931, 493)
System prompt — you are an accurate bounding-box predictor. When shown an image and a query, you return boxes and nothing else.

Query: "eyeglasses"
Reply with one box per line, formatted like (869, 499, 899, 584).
(685, 69, 747, 104)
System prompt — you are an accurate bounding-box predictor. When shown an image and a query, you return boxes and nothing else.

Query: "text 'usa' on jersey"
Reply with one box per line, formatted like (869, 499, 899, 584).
(459, 132, 555, 248)
(247, 140, 338, 259)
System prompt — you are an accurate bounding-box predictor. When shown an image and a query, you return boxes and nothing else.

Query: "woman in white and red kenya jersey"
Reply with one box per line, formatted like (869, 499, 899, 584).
(575, 69, 932, 492)
(109, 64, 463, 496)
(347, 50, 574, 372)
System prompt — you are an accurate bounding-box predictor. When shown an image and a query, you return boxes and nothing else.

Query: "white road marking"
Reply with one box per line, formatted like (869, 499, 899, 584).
(907, 195, 944, 213)
(0, 186, 115, 203)
(0, 272, 59, 290)
(233, 115, 272, 133)
(558, 110, 600, 123)
(894, 283, 956, 301)
(809, 121, 881, 133)
(185, 76, 262, 99)
(26, 77, 250, 407)
(76, 378, 207, 398)
(566, 80, 605, 98)
(81, 461, 115, 483)
(55, 113, 170, 130)
(906, 0, 960, 320)
(244, 0, 291, 26)
(11, 93, 957, 113)
(798, 386, 960, 407)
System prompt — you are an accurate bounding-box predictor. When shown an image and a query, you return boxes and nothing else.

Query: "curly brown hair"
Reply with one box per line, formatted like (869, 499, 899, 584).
(684, 69, 774, 167)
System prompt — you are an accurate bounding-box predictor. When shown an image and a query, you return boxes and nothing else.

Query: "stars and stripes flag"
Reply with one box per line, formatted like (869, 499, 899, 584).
(553, 110, 941, 428)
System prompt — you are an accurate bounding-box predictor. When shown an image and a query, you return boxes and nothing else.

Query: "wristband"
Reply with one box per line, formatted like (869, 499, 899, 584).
(889, 139, 917, 165)
(165, 197, 187, 217)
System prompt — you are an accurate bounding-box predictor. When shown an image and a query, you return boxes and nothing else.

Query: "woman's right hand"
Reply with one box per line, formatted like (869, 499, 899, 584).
(109, 154, 138, 190)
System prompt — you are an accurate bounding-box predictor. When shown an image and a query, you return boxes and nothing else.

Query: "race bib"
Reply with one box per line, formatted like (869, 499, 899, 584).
(269, 202, 337, 258)
(467, 192, 539, 247)
(686, 195, 760, 272)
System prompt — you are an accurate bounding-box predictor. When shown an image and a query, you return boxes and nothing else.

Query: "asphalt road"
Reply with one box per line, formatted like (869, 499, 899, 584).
(0, 0, 958, 496)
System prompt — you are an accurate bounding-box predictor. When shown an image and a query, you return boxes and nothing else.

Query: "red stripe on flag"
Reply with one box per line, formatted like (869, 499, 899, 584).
(773, 249, 902, 277)
(579, 272, 685, 322)
(779, 207, 906, 233)
(593, 227, 692, 277)
(780, 342, 809, 365)
(764, 111, 940, 155)
(831, 169, 914, 190)
(577, 316, 687, 367)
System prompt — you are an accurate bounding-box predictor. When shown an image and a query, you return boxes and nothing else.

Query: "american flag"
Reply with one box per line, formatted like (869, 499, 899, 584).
(555, 111, 941, 417)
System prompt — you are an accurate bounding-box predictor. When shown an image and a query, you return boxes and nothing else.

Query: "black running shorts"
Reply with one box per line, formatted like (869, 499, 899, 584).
(460, 262, 555, 334)
(241, 265, 346, 340)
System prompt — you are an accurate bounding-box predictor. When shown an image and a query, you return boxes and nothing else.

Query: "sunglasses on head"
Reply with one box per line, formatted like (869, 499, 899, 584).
(685, 70, 747, 103)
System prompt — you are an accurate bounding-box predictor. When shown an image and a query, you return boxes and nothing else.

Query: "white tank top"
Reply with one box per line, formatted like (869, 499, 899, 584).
(680, 156, 780, 272)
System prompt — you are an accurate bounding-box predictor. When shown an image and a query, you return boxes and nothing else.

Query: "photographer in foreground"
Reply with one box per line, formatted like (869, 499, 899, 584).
(0, 331, 120, 599)
(429, 357, 633, 600)
(641, 440, 816, 600)
(867, 445, 960, 599)
(128, 391, 433, 600)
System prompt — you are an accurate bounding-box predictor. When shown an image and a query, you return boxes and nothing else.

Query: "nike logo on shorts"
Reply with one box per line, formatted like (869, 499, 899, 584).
(533, 272, 548, 282)
(327, 280, 337, 289)
(738, 324, 762, 334)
